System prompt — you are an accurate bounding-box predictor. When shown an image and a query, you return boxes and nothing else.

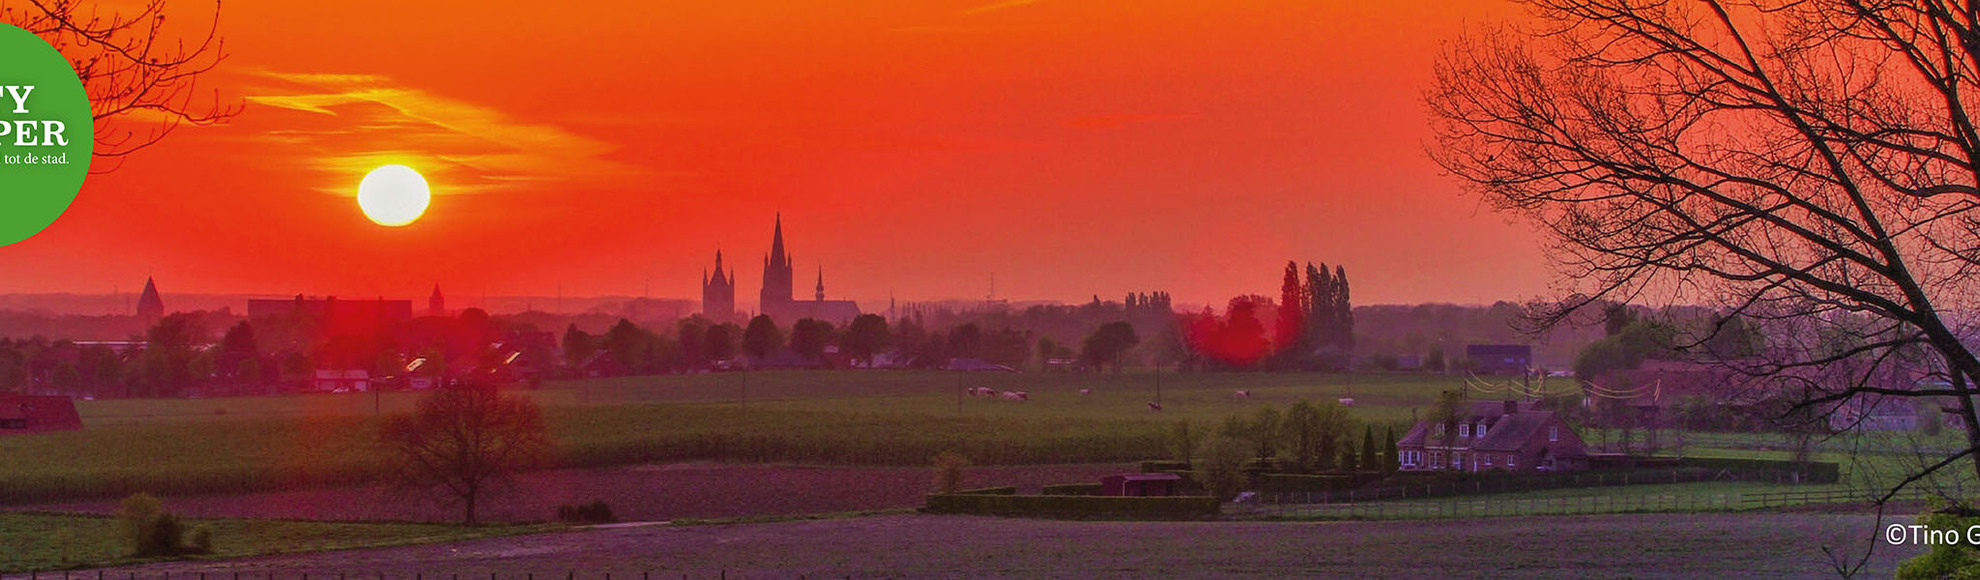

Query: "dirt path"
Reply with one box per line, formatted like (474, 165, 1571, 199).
(17, 463, 1135, 524)
(84, 512, 1918, 579)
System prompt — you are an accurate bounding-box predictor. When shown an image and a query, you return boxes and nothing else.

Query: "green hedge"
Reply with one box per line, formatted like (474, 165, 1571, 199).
(923, 493, 1219, 520)
(1258, 473, 1359, 492)
(1041, 483, 1105, 496)
(954, 486, 1019, 495)
(1139, 460, 1190, 473)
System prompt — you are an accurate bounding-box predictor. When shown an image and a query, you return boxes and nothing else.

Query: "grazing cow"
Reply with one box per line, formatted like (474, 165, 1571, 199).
(970, 387, 994, 397)
(1338, 397, 1355, 407)
(1234, 390, 1251, 400)
(1147, 401, 1164, 411)
(1002, 391, 1029, 401)
(1078, 389, 1092, 395)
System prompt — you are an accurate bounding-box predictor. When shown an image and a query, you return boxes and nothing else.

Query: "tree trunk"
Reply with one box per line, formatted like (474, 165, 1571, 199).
(463, 485, 478, 526)
(1952, 370, 1980, 486)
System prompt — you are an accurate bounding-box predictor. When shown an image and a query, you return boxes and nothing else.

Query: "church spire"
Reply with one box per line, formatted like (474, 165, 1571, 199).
(769, 212, 787, 268)
(710, 249, 729, 285)
(816, 266, 825, 301)
(136, 276, 164, 322)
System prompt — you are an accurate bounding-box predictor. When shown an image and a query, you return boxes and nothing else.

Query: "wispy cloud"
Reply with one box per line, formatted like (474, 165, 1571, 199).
(960, 0, 1041, 16)
(243, 69, 640, 196)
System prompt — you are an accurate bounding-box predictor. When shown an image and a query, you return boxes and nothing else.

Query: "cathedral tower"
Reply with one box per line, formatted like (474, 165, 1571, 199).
(703, 249, 736, 323)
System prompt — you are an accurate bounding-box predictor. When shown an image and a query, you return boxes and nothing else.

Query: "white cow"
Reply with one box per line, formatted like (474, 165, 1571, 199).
(1234, 390, 1251, 400)
(1078, 389, 1092, 395)
(1338, 397, 1355, 407)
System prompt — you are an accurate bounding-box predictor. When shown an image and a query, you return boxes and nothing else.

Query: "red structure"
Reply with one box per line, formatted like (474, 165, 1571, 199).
(0, 394, 83, 435)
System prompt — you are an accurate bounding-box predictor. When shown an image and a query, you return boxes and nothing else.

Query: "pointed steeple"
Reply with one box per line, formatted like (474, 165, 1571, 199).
(429, 284, 445, 316)
(711, 249, 729, 285)
(136, 277, 165, 321)
(769, 212, 787, 267)
(815, 266, 825, 301)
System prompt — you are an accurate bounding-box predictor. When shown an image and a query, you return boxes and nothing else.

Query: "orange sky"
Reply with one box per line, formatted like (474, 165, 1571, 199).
(0, 0, 1548, 309)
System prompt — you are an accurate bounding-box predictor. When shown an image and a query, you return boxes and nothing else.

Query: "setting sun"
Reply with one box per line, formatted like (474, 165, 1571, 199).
(356, 165, 431, 227)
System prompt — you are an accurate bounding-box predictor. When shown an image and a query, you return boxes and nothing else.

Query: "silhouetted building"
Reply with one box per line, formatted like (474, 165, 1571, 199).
(428, 285, 446, 317)
(312, 369, 372, 392)
(702, 250, 736, 323)
(1466, 344, 1533, 376)
(247, 296, 415, 324)
(135, 277, 164, 325)
(757, 214, 861, 324)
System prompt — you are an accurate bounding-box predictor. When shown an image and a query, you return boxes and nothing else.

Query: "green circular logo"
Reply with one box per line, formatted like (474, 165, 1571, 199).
(0, 23, 92, 246)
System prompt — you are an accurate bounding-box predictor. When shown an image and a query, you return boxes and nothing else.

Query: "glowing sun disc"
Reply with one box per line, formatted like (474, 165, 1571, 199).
(357, 165, 431, 227)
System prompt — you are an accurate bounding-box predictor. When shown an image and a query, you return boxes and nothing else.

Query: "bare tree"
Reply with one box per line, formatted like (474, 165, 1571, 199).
(1427, 0, 1980, 507)
(3, 0, 239, 171)
(381, 382, 551, 525)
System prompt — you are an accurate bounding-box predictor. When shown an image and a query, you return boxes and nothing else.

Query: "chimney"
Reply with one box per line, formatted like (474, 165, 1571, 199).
(1503, 400, 1519, 415)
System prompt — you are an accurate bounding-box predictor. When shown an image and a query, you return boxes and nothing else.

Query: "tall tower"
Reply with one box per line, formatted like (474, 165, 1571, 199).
(135, 277, 165, 325)
(815, 266, 825, 301)
(760, 213, 794, 317)
(702, 250, 736, 322)
(428, 284, 445, 317)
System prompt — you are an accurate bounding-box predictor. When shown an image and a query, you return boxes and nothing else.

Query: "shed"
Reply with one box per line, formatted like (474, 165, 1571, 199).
(0, 394, 83, 435)
(1101, 472, 1182, 497)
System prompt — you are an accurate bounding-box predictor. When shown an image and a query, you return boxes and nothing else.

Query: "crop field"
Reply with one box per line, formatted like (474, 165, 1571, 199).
(84, 512, 1920, 579)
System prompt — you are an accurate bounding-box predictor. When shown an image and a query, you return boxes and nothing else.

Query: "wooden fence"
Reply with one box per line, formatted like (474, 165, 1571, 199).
(1247, 486, 1943, 521)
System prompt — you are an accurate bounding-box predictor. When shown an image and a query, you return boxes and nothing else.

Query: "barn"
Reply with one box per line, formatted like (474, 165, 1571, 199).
(0, 394, 83, 435)
(1466, 344, 1533, 376)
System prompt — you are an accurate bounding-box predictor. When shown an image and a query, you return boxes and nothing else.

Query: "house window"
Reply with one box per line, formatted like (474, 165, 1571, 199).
(1483, 455, 1493, 467)
(1459, 424, 1470, 438)
(1452, 454, 1464, 470)
(1507, 455, 1516, 469)
(1430, 451, 1443, 468)
(1477, 423, 1487, 438)
(1549, 426, 1559, 442)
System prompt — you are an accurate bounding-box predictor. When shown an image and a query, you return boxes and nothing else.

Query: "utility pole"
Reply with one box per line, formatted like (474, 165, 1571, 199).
(1155, 365, 1163, 407)
(956, 373, 964, 415)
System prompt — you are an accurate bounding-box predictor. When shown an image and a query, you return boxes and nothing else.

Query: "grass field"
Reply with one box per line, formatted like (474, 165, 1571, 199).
(6, 370, 1968, 505)
(0, 372, 1445, 504)
(0, 512, 557, 573)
